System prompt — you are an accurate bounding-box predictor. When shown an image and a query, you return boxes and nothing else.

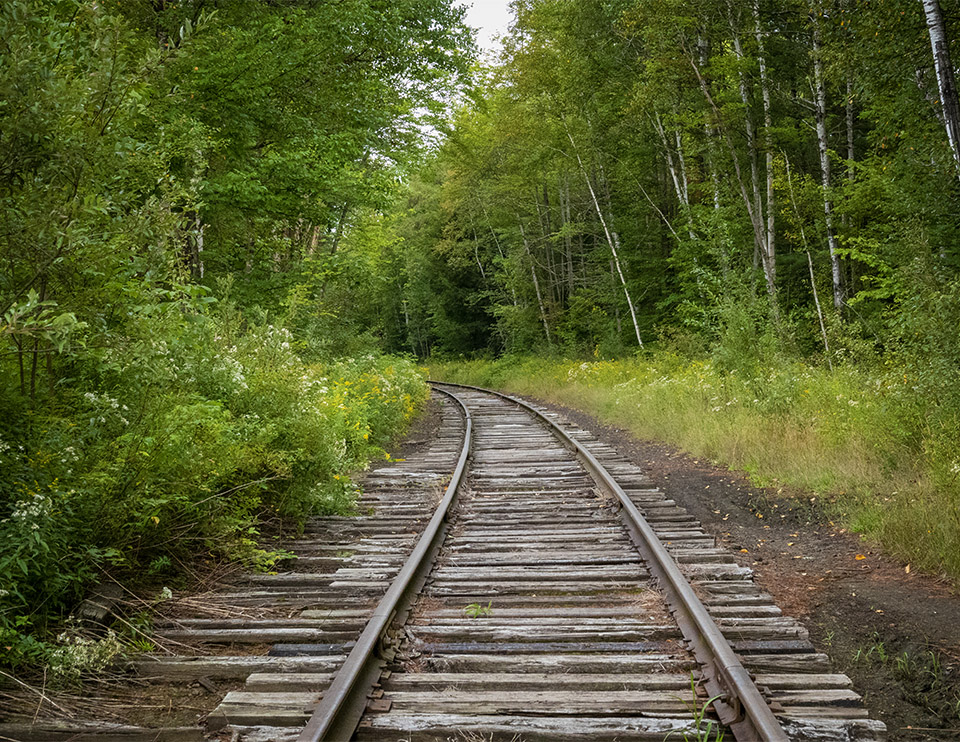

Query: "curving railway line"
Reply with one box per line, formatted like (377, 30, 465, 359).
(296, 383, 885, 742)
(1, 384, 886, 742)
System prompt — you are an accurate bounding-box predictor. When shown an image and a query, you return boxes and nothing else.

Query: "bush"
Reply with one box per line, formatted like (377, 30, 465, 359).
(0, 305, 428, 671)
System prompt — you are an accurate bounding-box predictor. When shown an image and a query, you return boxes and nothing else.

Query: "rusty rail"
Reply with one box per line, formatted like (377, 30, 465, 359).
(297, 386, 472, 742)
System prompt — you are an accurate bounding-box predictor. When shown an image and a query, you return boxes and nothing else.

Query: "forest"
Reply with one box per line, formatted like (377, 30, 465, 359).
(2, 0, 960, 675)
(0, 0, 469, 669)
(400, 0, 960, 585)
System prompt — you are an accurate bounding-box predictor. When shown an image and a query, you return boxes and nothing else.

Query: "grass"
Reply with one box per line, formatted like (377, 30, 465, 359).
(431, 354, 960, 581)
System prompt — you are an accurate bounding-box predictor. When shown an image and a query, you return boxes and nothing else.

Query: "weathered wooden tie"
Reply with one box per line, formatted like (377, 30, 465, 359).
(341, 386, 885, 742)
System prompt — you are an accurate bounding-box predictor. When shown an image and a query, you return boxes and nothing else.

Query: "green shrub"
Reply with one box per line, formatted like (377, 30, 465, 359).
(0, 307, 427, 671)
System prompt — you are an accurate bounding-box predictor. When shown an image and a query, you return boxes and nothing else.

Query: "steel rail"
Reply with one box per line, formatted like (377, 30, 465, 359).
(297, 386, 473, 742)
(432, 381, 789, 742)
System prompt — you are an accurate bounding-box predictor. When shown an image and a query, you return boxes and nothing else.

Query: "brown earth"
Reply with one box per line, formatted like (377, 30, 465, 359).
(523, 394, 960, 742)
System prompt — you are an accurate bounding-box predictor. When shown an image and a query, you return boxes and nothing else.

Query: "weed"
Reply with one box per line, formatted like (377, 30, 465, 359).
(47, 628, 125, 685)
(852, 632, 888, 664)
(666, 676, 725, 742)
(430, 355, 960, 580)
(463, 601, 493, 618)
(1, 349, 429, 671)
(850, 641, 960, 724)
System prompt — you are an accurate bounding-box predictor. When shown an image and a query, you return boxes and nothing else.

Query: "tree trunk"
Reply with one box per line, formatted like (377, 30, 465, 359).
(921, 0, 960, 172)
(811, 4, 844, 309)
(481, 202, 519, 307)
(610, 260, 623, 335)
(472, 228, 486, 279)
(329, 203, 349, 255)
(518, 218, 552, 345)
(536, 187, 561, 304)
(653, 113, 685, 206)
(195, 212, 205, 279)
(652, 113, 697, 241)
(565, 127, 644, 347)
(785, 158, 833, 369)
(753, 0, 776, 278)
(561, 177, 575, 297)
(686, 47, 779, 314)
(727, 7, 763, 245)
(846, 78, 856, 183)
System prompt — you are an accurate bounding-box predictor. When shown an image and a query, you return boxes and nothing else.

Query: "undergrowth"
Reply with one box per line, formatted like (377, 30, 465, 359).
(431, 354, 960, 582)
(0, 302, 428, 672)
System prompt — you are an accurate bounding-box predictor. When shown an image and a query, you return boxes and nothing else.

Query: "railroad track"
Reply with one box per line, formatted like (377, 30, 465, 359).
(0, 384, 886, 742)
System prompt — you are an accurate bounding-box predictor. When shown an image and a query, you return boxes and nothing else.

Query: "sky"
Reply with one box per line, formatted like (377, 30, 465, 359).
(462, 0, 513, 55)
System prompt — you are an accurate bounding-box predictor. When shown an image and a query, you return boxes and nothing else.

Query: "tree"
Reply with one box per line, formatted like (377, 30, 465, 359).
(921, 0, 960, 172)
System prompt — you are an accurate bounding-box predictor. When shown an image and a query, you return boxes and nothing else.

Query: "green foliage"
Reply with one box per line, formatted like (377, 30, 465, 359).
(665, 676, 726, 742)
(46, 627, 125, 685)
(0, 317, 428, 668)
(384, 0, 960, 385)
(386, 0, 960, 594)
(0, 0, 456, 672)
(463, 601, 493, 618)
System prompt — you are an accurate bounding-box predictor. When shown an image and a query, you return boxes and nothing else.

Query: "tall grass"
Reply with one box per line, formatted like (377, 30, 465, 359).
(431, 355, 959, 581)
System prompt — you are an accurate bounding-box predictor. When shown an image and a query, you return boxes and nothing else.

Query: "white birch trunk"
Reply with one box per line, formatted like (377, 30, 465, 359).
(652, 113, 697, 241)
(687, 49, 779, 310)
(785, 158, 832, 369)
(811, 4, 844, 309)
(472, 229, 486, 279)
(753, 0, 776, 278)
(565, 129, 644, 347)
(562, 177, 575, 296)
(921, 0, 960, 172)
(727, 11, 763, 237)
(675, 130, 690, 205)
(518, 218, 552, 344)
(481, 202, 519, 307)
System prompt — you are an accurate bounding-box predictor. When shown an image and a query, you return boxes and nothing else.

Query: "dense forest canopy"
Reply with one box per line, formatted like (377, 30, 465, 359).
(396, 0, 960, 585)
(4, 0, 960, 672)
(0, 0, 470, 668)
(388, 0, 960, 368)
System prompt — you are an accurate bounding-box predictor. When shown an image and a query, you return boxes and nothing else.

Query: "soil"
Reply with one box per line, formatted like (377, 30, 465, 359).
(524, 394, 960, 741)
(391, 396, 446, 460)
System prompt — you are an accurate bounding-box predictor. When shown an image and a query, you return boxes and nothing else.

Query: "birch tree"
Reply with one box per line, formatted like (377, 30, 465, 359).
(565, 126, 645, 348)
(921, 0, 960, 172)
(810, 1, 844, 309)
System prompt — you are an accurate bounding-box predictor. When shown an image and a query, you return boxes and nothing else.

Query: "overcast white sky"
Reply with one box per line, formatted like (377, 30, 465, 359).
(463, 0, 513, 55)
